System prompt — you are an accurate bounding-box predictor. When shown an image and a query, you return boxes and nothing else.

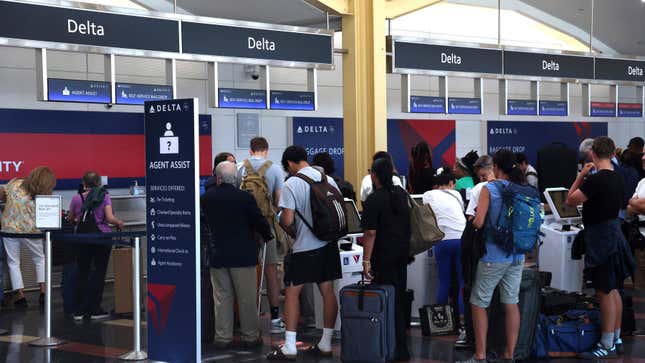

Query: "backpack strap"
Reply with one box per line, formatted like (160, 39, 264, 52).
(293, 170, 326, 236)
(242, 159, 255, 175)
(257, 160, 273, 177)
(441, 190, 464, 212)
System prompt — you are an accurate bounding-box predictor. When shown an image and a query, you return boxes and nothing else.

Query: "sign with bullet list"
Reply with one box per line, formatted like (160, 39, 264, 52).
(145, 98, 200, 362)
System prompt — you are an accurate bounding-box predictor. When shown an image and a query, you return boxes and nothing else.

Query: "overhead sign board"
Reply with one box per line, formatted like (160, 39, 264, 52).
(0, 0, 180, 53)
(595, 58, 645, 82)
(391, 40, 502, 74)
(270, 90, 315, 111)
(504, 51, 594, 79)
(48, 78, 111, 103)
(145, 98, 201, 362)
(218, 88, 267, 109)
(539, 101, 568, 116)
(116, 83, 173, 105)
(448, 97, 481, 114)
(590, 102, 616, 117)
(410, 96, 446, 113)
(181, 22, 333, 66)
(507, 99, 538, 116)
(618, 103, 643, 117)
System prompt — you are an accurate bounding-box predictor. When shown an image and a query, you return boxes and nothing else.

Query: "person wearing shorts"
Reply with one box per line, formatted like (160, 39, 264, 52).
(568, 136, 633, 360)
(267, 146, 342, 361)
(459, 150, 527, 363)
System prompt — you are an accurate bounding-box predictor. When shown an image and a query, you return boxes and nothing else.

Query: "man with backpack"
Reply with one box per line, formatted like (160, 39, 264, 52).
(267, 145, 345, 360)
(238, 137, 286, 333)
(459, 150, 542, 363)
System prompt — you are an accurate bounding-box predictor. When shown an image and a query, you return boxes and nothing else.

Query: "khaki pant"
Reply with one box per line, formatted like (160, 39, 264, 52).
(634, 249, 645, 290)
(210, 266, 259, 343)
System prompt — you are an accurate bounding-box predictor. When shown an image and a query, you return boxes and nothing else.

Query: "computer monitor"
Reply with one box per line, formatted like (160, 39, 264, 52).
(410, 194, 424, 206)
(344, 198, 363, 235)
(543, 187, 582, 223)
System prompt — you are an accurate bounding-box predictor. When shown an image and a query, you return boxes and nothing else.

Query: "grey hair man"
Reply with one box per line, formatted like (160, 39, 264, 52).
(216, 161, 238, 185)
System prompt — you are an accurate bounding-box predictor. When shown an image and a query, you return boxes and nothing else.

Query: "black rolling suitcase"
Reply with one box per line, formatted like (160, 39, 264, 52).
(487, 269, 541, 361)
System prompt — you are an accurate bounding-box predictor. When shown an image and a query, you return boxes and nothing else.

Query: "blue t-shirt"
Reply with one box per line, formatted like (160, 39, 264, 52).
(481, 180, 525, 264)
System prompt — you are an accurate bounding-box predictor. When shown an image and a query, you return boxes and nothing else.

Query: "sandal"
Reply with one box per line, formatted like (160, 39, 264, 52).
(266, 347, 297, 361)
(304, 344, 333, 358)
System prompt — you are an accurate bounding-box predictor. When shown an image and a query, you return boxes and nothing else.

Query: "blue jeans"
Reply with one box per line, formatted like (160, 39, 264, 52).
(434, 238, 464, 315)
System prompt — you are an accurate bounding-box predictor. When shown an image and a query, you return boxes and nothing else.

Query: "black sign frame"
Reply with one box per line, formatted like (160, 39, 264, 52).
(503, 49, 594, 81)
(595, 56, 645, 83)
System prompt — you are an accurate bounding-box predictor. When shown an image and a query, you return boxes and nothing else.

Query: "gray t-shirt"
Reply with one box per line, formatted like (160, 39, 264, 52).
(279, 166, 340, 253)
(238, 156, 285, 205)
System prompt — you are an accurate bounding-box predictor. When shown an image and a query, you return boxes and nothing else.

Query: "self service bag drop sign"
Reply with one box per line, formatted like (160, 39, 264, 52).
(145, 98, 201, 363)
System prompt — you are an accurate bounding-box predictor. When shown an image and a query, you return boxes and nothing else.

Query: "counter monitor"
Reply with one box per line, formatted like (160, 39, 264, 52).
(544, 187, 581, 222)
(344, 199, 362, 235)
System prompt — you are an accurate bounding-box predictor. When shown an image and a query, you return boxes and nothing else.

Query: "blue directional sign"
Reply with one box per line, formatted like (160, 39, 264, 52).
(410, 96, 445, 113)
(618, 103, 643, 117)
(270, 90, 315, 111)
(507, 99, 537, 116)
(448, 97, 481, 114)
(116, 83, 173, 105)
(590, 102, 616, 117)
(218, 88, 267, 109)
(539, 101, 568, 116)
(48, 78, 110, 103)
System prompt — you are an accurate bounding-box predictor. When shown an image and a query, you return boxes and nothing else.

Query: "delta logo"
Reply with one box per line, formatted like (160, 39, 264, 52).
(147, 284, 177, 335)
(296, 125, 335, 134)
(489, 128, 518, 135)
(148, 103, 183, 114)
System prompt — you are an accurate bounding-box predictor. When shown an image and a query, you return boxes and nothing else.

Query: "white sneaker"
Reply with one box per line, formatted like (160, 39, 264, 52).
(271, 318, 286, 334)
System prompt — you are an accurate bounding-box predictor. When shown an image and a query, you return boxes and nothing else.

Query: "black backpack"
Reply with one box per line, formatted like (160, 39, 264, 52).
(75, 194, 101, 234)
(295, 170, 348, 242)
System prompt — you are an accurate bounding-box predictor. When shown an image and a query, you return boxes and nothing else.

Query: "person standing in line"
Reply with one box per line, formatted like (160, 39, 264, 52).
(2, 166, 56, 308)
(68, 171, 124, 320)
(312, 152, 356, 201)
(567, 136, 634, 359)
(238, 137, 286, 334)
(203, 161, 273, 349)
(627, 150, 645, 292)
(466, 156, 496, 219)
(454, 151, 480, 192)
(458, 150, 526, 363)
(422, 168, 467, 341)
(361, 157, 412, 361)
(515, 153, 538, 189)
(360, 151, 403, 202)
(267, 146, 342, 360)
(408, 141, 436, 194)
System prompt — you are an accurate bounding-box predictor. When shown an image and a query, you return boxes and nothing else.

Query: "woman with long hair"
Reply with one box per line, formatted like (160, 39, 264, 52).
(409, 141, 435, 194)
(2, 166, 56, 308)
(362, 157, 412, 361)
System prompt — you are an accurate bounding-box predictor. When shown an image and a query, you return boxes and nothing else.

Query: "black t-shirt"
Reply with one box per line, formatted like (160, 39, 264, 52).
(361, 186, 411, 270)
(411, 167, 436, 194)
(579, 169, 625, 226)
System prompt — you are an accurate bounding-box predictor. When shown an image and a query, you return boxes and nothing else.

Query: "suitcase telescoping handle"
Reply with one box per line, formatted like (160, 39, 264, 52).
(357, 272, 371, 311)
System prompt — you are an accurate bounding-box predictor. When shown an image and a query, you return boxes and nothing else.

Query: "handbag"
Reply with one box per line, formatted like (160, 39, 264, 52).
(419, 304, 455, 336)
(571, 230, 585, 260)
(408, 195, 445, 256)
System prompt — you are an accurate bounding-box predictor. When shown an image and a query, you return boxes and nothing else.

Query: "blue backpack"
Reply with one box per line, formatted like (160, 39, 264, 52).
(488, 181, 542, 254)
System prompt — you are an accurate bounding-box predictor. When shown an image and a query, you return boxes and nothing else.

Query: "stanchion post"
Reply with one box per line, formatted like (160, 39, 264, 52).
(30, 231, 64, 347)
(119, 236, 147, 361)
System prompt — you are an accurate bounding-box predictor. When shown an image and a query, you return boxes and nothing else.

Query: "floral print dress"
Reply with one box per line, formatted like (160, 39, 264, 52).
(1, 179, 37, 234)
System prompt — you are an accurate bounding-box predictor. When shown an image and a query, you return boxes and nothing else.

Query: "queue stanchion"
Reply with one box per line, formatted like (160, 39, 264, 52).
(30, 231, 64, 347)
(119, 236, 147, 361)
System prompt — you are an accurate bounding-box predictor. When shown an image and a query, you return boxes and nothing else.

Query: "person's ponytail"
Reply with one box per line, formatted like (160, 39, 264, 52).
(493, 149, 527, 185)
(371, 158, 406, 213)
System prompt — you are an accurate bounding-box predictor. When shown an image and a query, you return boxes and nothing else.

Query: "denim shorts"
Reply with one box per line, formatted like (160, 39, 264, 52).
(470, 260, 523, 308)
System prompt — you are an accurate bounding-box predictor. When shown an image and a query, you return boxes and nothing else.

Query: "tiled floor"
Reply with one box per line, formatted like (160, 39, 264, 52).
(0, 285, 644, 362)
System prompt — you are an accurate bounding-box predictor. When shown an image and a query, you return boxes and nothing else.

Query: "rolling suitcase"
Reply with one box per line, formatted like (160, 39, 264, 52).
(340, 283, 395, 363)
(487, 268, 541, 361)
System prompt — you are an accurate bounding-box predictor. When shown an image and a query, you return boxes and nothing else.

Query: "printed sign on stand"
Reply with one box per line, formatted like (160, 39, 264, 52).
(35, 195, 61, 230)
(145, 98, 200, 363)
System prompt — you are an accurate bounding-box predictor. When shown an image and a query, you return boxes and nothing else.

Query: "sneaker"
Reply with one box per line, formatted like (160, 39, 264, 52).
(72, 313, 85, 322)
(578, 343, 617, 360)
(90, 310, 111, 321)
(615, 338, 624, 355)
(455, 327, 468, 348)
(456, 355, 487, 363)
(270, 318, 286, 334)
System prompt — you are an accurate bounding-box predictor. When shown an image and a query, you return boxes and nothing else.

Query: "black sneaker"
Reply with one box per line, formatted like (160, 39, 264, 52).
(578, 343, 617, 360)
(455, 327, 470, 349)
(456, 356, 487, 363)
(14, 297, 28, 309)
(90, 310, 111, 321)
(72, 313, 85, 322)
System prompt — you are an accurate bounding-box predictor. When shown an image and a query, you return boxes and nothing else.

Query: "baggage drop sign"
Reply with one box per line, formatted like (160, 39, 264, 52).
(145, 98, 201, 362)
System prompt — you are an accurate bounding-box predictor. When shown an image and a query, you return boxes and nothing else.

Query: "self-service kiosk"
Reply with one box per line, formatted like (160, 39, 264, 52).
(540, 188, 584, 292)
(313, 198, 364, 331)
(406, 195, 439, 320)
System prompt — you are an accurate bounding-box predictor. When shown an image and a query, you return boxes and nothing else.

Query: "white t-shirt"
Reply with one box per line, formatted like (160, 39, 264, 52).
(466, 182, 488, 217)
(526, 164, 538, 188)
(422, 189, 466, 240)
(632, 178, 645, 236)
(360, 174, 403, 202)
(279, 166, 340, 253)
